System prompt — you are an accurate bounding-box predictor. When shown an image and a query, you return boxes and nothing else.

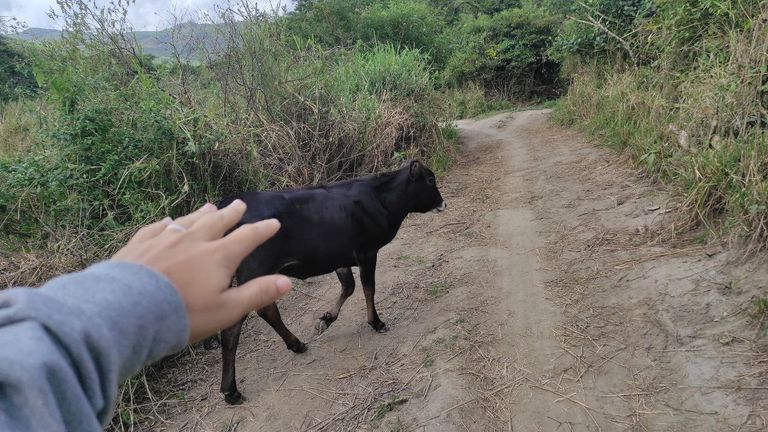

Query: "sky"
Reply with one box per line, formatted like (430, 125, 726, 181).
(1, 0, 290, 31)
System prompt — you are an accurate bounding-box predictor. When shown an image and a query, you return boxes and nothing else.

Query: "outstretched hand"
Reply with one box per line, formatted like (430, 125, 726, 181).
(112, 199, 292, 342)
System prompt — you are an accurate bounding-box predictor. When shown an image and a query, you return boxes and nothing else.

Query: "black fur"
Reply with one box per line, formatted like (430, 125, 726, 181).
(217, 160, 445, 404)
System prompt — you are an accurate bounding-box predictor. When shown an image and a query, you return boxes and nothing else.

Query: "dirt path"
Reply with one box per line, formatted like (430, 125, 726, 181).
(154, 110, 768, 432)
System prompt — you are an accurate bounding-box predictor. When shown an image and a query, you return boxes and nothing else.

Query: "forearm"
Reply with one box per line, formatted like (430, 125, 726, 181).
(0, 261, 189, 431)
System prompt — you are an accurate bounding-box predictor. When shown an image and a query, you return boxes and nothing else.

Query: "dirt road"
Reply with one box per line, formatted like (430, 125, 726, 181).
(156, 110, 768, 431)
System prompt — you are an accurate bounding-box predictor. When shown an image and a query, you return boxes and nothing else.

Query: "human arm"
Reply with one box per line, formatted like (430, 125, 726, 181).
(0, 200, 292, 430)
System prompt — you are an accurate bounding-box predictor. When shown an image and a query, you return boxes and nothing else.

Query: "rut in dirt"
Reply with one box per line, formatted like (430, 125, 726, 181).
(155, 110, 767, 432)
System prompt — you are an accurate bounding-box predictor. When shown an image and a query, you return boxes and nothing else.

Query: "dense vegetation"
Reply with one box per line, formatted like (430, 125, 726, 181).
(0, 2, 565, 427)
(2, 0, 768, 428)
(552, 0, 768, 248)
(0, 0, 564, 289)
(0, 0, 765, 300)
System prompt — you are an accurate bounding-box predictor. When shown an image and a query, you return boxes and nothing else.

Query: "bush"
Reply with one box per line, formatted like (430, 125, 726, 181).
(0, 1, 455, 289)
(0, 99, 42, 158)
(549, 0, 652, 67)
(444, 7, 562, 99)
(442, 83, 515, 119)
(553, 0, 768, 247)
(285, 0, 449, 67)
(285, 0, 370, 48)
(0, 37, 38, 102)
(429, 0, 522, 22)
(358, 0, 449, 66)
(1, 44, 216, 252)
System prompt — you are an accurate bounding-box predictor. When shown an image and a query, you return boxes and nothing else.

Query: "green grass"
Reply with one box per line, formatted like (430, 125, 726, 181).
(426, 282, 449, 297)
(472, 107, 516, 120)
(443, 83, 516, 119)
(118, 409, 134, 427)
(752, 296, 768, 336)
(473, 190, 491, 203)
(433, 334, 458, 349)
(694, 233, 709, 245)
(0, 99, 39, 158)
(441, 125, 459, 141)
(371, 397, 408, 422)
(553, 61, 768, 251)
(471, 98, 558, 120)
(422, 351, 434, 367)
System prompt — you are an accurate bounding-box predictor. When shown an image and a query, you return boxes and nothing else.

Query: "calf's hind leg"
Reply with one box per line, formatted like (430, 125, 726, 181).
(359, 254, 387, 332)
(316, 267, 356, 334)
(257, 302, 307, 353)
(202, 334, 220, 350)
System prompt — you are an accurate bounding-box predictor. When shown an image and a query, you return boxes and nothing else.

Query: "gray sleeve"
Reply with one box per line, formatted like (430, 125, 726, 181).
(0, 261, 189, 431)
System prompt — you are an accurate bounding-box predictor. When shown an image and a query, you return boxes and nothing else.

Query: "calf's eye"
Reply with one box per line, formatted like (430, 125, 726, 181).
(427, 177, 435, 185)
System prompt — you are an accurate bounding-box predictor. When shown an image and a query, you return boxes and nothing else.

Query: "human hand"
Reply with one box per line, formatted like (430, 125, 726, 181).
(112, 200, 292, 342)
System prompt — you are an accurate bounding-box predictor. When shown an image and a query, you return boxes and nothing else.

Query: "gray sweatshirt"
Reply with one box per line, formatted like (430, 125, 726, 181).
(0, 261, 189, 431)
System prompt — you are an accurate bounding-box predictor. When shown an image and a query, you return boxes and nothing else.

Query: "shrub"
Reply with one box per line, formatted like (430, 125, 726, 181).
(287, 0, 370, 47)
(358, 0, 449, 66)
(549, 0, 652, 67)
(429, 0, 522, 22)
(444, 7, 562, 99)
(442, 83, 515, 119)
(0, 1, 455, 288)
(0, 37, 38, 102)
(285, 0, 449, 68)
(0, 99, 42, 158)
(553, 0, 768, 248)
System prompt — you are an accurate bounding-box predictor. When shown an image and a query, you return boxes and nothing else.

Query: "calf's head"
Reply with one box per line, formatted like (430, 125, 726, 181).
(403, 160, 446, 213)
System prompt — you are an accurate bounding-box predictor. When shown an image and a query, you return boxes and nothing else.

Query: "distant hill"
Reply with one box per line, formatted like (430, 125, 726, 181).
(12, 22, 222, 59)
(14, 27, 62, 42)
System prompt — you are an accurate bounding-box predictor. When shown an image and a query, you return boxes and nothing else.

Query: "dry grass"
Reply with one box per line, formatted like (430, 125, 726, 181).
(99, 134, 503, 431)
(532, 136, 768, 430)
(0, 99, 43, 158)
(554, 3, 768, 252)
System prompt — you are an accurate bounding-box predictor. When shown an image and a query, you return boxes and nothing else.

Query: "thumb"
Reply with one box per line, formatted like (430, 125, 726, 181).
(223, 275, 293, 315)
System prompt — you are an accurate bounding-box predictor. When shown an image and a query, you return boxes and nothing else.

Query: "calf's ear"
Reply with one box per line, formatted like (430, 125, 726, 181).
(409, 159, 423, 181)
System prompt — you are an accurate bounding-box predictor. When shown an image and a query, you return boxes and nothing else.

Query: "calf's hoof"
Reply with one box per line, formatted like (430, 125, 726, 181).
(202, 335, 220, 350)
(316, 312, 336, 335)
(315, 319, 330, 335)
(287, 340, 308, 353)
(370, 321, 389, 333)
(224, 390, 245, 405)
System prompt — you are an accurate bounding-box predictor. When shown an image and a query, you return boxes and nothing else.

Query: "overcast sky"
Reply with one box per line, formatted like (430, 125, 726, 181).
(1, 0, 290, 31)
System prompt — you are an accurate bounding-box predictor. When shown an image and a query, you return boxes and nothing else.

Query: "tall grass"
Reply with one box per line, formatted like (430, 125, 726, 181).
(0, 3, 458, 428)
(0, 99, 42, 158)
(442, 83, 516, 119)
(553, 1, 768, 248)
(0, 2, 455, 289)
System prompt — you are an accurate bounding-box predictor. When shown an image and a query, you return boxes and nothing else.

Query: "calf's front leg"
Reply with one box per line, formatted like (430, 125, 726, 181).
(220, 315, 247, 405)
(257, 302, 307, 353)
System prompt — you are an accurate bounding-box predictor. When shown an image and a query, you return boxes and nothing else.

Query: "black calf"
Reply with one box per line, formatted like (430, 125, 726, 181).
(218, 160, 445, 404)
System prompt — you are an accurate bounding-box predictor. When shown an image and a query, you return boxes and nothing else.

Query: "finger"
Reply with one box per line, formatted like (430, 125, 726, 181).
(130, 217, 172, 243)
(189, 199, 247, 240)
(216, 219, 281, 264)
(222, 275, 292, 317)
(170, 203, 217, 230)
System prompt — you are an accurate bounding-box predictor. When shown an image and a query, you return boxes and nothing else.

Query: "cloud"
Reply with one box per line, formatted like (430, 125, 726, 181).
(1, 0, 290, 31)
(1, 0, 58, 29)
